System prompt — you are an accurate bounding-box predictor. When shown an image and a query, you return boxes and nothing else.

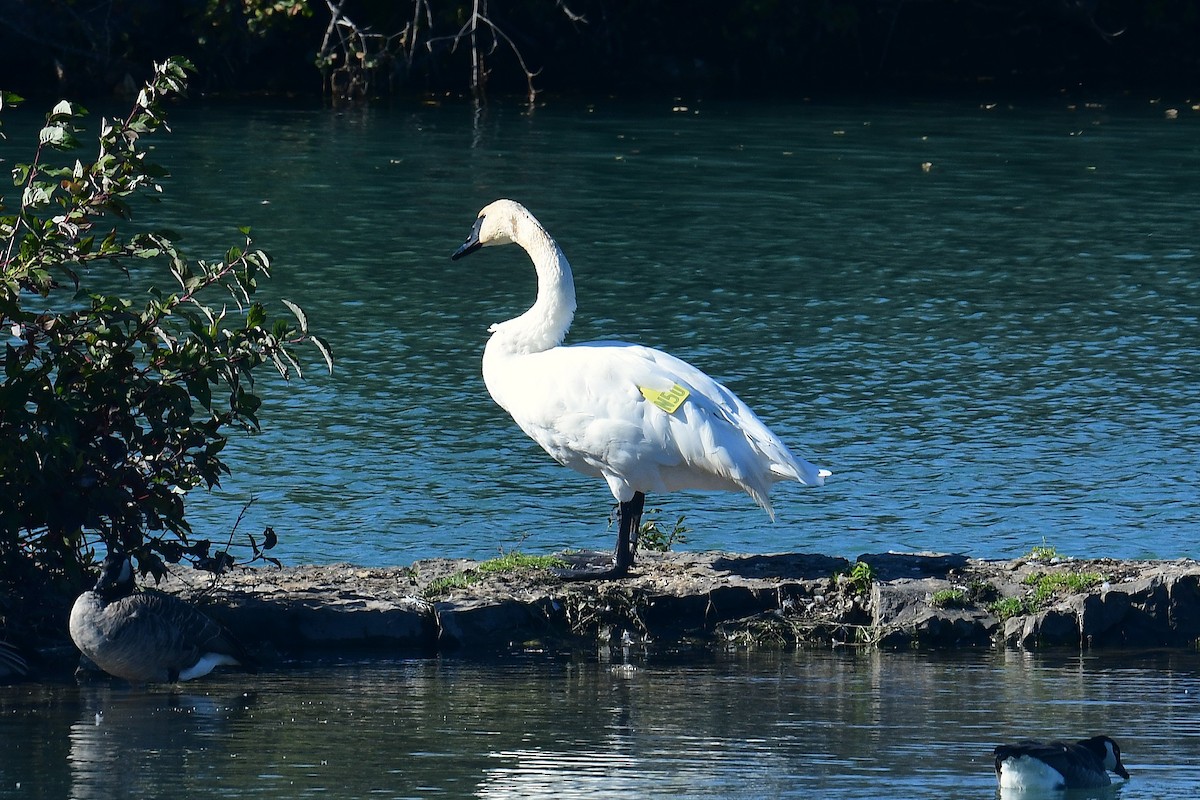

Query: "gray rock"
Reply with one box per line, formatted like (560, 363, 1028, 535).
(132, 552, 1200, 658)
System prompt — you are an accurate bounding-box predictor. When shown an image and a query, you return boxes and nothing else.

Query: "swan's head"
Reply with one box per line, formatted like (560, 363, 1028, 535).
(450, 199, 532, 260)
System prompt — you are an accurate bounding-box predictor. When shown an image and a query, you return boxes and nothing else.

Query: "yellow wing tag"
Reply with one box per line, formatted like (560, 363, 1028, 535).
(639, 383, 690, 414)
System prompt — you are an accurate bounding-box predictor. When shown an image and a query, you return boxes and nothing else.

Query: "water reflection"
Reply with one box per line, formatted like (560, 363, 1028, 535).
(2, 649, 1195, 799)
(998, 785, 1121, 800)
(479, 749, 643, 799)
(67, 686, 259, 799)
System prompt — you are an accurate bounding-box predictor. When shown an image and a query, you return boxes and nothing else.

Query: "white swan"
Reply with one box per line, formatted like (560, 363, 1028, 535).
(451, 199, 829, 578)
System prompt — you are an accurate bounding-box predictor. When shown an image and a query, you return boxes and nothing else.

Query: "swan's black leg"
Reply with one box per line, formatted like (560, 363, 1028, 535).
(555, 492, 646, 581)
(613, 492, 645, 572)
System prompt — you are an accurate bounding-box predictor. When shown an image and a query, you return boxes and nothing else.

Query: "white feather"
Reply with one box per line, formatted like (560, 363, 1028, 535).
(997, 755, 1068, 791)
(177, 652, 241, 682)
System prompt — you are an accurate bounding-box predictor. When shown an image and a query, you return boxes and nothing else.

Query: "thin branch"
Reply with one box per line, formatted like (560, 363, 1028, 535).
(556, 1, 587, 24)
(438, 2, 541, 105)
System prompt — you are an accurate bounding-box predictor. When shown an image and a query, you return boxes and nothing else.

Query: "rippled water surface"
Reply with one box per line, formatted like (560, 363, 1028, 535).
(4, 97, 1199, 799)
(3, 649, 1199, 799)
(6, 96, 1198, 565)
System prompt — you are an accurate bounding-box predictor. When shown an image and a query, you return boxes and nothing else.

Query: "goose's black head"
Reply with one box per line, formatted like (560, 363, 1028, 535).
(1082, 735, 1130, 780)
(93, 552, 136, 601)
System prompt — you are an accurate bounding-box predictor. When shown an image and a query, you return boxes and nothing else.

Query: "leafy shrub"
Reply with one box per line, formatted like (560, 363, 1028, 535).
(836, 561, 875, 595)
(637, 510, 689, 553)
(0, 57, 331, 634)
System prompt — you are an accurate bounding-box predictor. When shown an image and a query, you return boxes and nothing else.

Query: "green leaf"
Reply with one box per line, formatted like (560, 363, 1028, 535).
(281, 298, 307, 333)
(185, 371, 213, 411)
(37, 125, 62, 145)
(270, 351, 290, 379)
(246, 302, 266, 328)
(38, 124, 73, 148)
(281, 346, 303, 380)
(22, 183, 53, 207)
(271, 319, 290, 339)
(311, 334, 335, 374)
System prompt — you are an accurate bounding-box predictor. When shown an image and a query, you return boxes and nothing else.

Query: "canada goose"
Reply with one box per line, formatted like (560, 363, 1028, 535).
(451, 200, 829, 579)
(68, 552, 255, 683)
(994, 735, 1130, 790)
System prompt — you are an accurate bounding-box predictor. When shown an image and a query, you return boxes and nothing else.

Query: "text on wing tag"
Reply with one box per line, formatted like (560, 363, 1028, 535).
(639, 383, 690, 414)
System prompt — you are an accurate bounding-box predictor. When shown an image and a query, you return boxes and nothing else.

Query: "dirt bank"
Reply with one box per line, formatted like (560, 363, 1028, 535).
(154, 550, 1200, 658)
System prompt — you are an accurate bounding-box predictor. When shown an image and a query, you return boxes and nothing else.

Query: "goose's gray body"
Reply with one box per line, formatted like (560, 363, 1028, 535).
(69, 553, 254, 683)
(994, 736, 1129, 791)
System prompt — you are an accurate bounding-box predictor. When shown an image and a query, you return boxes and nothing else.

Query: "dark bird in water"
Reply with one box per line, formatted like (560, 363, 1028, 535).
(994, 735, 1130, 791)
(69, 552, 256, 683)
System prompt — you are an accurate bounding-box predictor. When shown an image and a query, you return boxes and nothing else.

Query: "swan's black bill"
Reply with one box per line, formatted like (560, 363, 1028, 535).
(451, 216, 485, 260)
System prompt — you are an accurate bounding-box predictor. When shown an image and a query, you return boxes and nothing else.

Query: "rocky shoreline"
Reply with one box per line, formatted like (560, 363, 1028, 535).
(155, 550, 1200, 659)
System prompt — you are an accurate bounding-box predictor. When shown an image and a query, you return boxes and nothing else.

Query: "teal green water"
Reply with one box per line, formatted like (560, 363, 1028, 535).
(5, 98, 1200, 800)
(5, 97, 1199, 565)
(3, 649, 1199, 799)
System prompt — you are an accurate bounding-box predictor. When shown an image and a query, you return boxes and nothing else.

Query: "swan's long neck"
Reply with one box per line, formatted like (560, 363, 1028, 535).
(488, 214, 577, 354)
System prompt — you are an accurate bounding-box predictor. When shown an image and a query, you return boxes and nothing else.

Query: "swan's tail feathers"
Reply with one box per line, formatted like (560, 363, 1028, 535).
(749, 488, 776, 522)
(745, 463, 828, 520)
(770, 458, 830, 487)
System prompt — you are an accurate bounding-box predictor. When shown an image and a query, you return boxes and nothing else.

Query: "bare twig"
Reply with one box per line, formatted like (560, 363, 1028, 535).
(432, 0, 542, 106)
(318, 0, 404, 103)
(557, 1, 587, 24)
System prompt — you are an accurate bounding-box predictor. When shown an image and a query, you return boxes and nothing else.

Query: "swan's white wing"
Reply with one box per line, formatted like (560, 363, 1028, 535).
(482, 339, 827, 512)
(604, 342, 829, 482)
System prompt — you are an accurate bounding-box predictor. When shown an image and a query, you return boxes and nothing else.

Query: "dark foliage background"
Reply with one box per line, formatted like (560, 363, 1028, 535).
(0, 1, 1196, 101)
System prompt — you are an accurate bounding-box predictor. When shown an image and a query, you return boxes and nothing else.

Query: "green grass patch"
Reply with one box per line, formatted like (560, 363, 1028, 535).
(989, 597, 1027, 621)
(1025, 541, 1060, 561)
(1024, 570, 1106, 605)
(423, 572, 479, 598)
(930, 588, 969, 609)
(421, 552, 566, 599)
(476, 552, 567, 573)
(926, 581, 1000, 611)
(987, 570, 1107, 620)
